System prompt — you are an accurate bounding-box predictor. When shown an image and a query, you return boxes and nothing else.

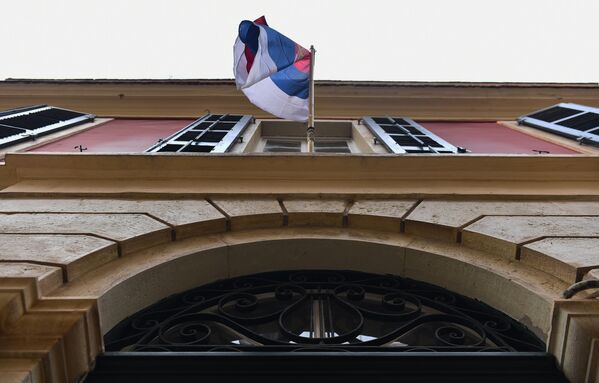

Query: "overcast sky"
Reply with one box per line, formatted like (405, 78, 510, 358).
(1, 0, 597, 83)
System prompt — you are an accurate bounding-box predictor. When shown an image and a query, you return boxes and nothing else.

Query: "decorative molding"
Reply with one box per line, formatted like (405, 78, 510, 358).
(3, 153, 599, 197)
(0, 81, 598, 120)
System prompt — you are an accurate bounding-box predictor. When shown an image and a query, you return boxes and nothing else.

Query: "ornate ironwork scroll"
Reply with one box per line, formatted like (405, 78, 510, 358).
(105, 270, 545, 352)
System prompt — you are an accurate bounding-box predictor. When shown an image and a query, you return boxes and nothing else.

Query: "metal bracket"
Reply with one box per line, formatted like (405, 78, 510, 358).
(562, 279, 599, 299)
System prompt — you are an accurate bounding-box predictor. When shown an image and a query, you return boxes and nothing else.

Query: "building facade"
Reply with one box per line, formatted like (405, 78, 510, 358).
(0, 80, 599, 382)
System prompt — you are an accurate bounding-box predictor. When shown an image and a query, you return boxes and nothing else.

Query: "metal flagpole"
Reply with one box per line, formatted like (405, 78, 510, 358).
(307, 45, 316, 153)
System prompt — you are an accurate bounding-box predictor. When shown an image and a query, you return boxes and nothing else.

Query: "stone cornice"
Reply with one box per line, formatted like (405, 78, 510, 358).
(1, 80, 598, 120)
(2, 153, 599, 197)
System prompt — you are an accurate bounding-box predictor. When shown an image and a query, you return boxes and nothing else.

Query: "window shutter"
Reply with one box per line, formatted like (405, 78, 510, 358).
(518, 103, 599, 146)
(0, 105, 95, 149)
(362, 116, 462, 154)
(146, 114, 252, 153)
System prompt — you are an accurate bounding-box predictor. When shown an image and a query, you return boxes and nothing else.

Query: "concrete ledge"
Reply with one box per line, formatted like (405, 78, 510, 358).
(4, 154, 599, 197)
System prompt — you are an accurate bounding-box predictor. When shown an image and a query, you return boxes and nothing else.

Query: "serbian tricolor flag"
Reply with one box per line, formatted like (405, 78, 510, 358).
(234, 16, 311, 122)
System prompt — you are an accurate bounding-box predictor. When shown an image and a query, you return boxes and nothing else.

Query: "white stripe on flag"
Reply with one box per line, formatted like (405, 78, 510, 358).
(242, 76, 309, 122)
(233, 37, 248, 89)
(243, 25, 278, 89)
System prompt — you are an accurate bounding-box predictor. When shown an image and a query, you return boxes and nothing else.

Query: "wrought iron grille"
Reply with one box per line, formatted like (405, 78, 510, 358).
(105, 270, 545, 353)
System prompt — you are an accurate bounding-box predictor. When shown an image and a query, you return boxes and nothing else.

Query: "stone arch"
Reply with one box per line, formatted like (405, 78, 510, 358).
(52, 229, 562, 339)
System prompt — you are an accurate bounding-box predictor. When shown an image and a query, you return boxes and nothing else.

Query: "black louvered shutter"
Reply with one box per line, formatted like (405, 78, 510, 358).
(518, 103, 599, 146)
(0, 105, 95, 148)
(146, 114, 252, 153)
(362, 116, 463, 154)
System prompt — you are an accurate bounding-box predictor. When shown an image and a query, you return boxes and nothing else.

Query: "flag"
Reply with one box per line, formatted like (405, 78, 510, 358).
(234, 16, 311, 122)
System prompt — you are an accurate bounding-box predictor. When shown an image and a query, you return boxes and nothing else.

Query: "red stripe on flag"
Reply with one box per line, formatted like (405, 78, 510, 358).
(245, 46, 255, 73)
(254, 16, 268, 25)
(245, 16, 268, 72)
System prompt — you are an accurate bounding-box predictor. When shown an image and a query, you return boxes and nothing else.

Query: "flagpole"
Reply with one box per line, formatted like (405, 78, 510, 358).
(307, 45, 316, 153)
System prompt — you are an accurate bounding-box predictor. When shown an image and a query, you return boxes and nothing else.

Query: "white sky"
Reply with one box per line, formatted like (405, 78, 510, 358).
(1, 0, 598, 82)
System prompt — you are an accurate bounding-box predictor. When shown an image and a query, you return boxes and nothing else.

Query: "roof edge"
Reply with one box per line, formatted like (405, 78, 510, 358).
(2, 78, 598, 88)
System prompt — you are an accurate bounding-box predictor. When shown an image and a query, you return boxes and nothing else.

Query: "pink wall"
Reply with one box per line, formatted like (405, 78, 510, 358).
(29, 119, 192, 153)
(30, 119, 580, 155)
(421, 122, 578, 154)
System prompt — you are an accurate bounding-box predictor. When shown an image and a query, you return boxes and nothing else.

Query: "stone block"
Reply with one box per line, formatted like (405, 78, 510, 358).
(210, 198, 283, 230)
(348, 199, 416, 232)
(0, 358, 43, 383)
(0, 263, 62, 299)
(549, 300, 599, 383)
(0, 292, 25, 332)
(463, 216, 599, 259)
(0, 198, 227, 240)
(521, 238, 599, 283)
(4, 312, 89, 383)
(29, 299, 101, 365)
(0, 234, 118, 282)
(283, 199, 346, 227)
(0, 337, 67, 383)
(407, 200, 599, 241)
(0, 213, 171, 255)
(228, 237, 406, 278)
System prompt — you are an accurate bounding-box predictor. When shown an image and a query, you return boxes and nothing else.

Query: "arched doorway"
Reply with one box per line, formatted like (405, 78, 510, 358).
(86, 270, 567, 382)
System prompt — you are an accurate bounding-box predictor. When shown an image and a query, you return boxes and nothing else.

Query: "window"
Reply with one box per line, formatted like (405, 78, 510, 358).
(234, 120, 362, 153)
(89, 270, 565, 381)
(0, 104, 95, 149)
(362, 116, 465, 154)
(262, 138, 351, 153)
(263, 139, 302, 152)
(146, 114, 252, 153)
(518, 103, 599, 146)
(314, 140, 351, 153)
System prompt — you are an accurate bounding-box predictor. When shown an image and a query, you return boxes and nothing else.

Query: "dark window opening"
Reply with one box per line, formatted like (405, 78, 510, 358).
(362, 116, 463, 154)
(518, 103, 599, 147)
(314, 141, 350, 153)
(146, 114, 252, 153)
(0, 105, 95, 149)
(264, 140, 302, 152)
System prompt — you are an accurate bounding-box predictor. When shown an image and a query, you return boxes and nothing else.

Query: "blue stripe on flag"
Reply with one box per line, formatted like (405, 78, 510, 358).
(270, 65, 309, 99)
(238, 20, 259, 54)
(262, 25, 297, 71)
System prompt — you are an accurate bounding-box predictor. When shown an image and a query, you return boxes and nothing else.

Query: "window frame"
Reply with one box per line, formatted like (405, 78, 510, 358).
(146, 114, 253, 153)
(361, 116, 462, 154)
(517, 103, 599, 146)
(260, 136, 354, 153)
(0, 105, 95, 149)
